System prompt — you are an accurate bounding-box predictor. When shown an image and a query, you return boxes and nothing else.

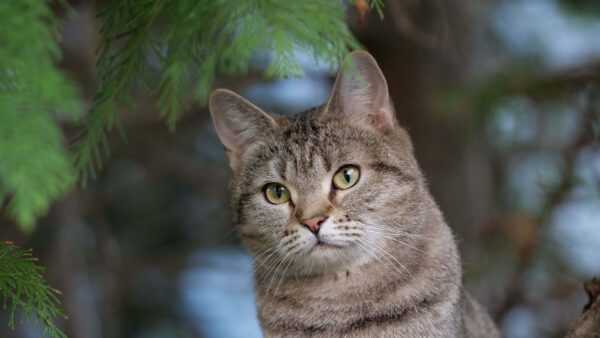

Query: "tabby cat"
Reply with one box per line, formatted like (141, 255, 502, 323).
(208, 51, 499, 337)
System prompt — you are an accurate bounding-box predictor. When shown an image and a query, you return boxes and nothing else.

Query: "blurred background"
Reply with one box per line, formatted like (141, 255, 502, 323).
(1, 0, 600, 337)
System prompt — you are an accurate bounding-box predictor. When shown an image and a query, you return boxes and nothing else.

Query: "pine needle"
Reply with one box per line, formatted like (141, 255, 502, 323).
(0, 241, 67, 338)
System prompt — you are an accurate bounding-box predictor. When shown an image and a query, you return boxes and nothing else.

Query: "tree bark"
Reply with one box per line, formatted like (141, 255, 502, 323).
(565, 278, 600, 338)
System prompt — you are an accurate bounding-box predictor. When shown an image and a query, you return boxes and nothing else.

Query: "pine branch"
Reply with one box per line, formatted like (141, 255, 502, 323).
(0, 241, 67, 338)
(0, 0, 83, 230)
(74, 0, 368, 183)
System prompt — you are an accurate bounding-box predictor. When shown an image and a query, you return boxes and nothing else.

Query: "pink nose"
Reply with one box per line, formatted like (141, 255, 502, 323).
(302, 216, 327, 234)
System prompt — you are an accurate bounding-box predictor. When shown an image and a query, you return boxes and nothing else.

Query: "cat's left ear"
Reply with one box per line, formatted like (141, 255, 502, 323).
(324, 51, 397, 132)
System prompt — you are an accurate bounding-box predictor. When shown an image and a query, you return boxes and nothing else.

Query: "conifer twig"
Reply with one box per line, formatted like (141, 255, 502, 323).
(0, 241, 67, 338)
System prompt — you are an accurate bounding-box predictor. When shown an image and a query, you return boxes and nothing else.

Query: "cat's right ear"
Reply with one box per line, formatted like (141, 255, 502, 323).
(209, 89, 277, 169)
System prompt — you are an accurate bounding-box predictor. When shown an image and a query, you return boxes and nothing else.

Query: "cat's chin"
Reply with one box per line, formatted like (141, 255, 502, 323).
(306, 242, 344, 263)
(309, 243, 345, 258)
(299, 241, 368, 273)
(307, 237, 353, 257)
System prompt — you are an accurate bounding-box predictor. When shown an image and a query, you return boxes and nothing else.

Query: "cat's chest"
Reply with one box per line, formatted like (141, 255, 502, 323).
(256, 274, 414, 322)
(256, 288, 454, 338)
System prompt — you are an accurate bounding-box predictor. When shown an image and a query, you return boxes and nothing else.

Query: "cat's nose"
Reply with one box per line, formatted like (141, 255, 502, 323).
(302, 216, 328, 235)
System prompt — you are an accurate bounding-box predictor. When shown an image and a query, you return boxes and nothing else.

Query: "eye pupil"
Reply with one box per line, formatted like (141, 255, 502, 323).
(344, 169, 352, 183)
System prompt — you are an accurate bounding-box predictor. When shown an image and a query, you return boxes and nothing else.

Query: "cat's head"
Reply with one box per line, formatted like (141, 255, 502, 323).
(209, 51, 427, 278)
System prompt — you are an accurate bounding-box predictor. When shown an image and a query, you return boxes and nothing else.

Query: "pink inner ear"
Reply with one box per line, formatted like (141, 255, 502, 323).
(365, 107, 396, 132)
(368, 113, 384, 129)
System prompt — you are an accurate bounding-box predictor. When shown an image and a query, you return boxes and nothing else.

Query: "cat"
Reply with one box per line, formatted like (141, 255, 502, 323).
(208, 51, 499, 338)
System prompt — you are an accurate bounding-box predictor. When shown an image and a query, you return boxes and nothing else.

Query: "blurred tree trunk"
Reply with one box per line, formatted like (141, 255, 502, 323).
(565, 278, 600, 338)
(355, 0, 495, 267)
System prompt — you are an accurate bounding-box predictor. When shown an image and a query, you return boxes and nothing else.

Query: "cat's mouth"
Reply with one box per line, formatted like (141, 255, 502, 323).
(312, 239, 344, 250)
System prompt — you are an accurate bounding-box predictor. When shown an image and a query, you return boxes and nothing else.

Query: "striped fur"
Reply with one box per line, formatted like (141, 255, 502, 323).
(209, 52, 499, 337)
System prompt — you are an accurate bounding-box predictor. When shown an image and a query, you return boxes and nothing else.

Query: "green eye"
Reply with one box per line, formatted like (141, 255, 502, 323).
(264, 183, 291, 204)
(333, 165, 360, 190)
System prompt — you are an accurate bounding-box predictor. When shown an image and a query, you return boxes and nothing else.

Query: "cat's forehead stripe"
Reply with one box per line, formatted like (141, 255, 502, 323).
(276, 117, 333, 176)
(242, 113, 389, 188)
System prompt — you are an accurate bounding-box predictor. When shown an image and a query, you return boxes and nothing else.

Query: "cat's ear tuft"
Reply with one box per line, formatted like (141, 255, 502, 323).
(209, 89, 277, 169)
(325, 51, 397, 132)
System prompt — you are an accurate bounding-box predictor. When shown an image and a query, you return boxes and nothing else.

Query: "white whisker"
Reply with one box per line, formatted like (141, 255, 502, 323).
(273, 252, 296, 296)
(360, 236, 411, 278)
(364, 228, 427, 255)
(265, 250, 293, 296)
(365, 223, 433, 240)
(355, 239, 404, 277)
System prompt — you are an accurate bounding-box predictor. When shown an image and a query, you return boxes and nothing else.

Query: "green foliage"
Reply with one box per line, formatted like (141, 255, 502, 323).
(369, 0, 385, 18)
(1, 0, 385, 226)
(74, 0, 380, 183)
(0, 241, 67, 338)
(0, 0, 83, 231)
